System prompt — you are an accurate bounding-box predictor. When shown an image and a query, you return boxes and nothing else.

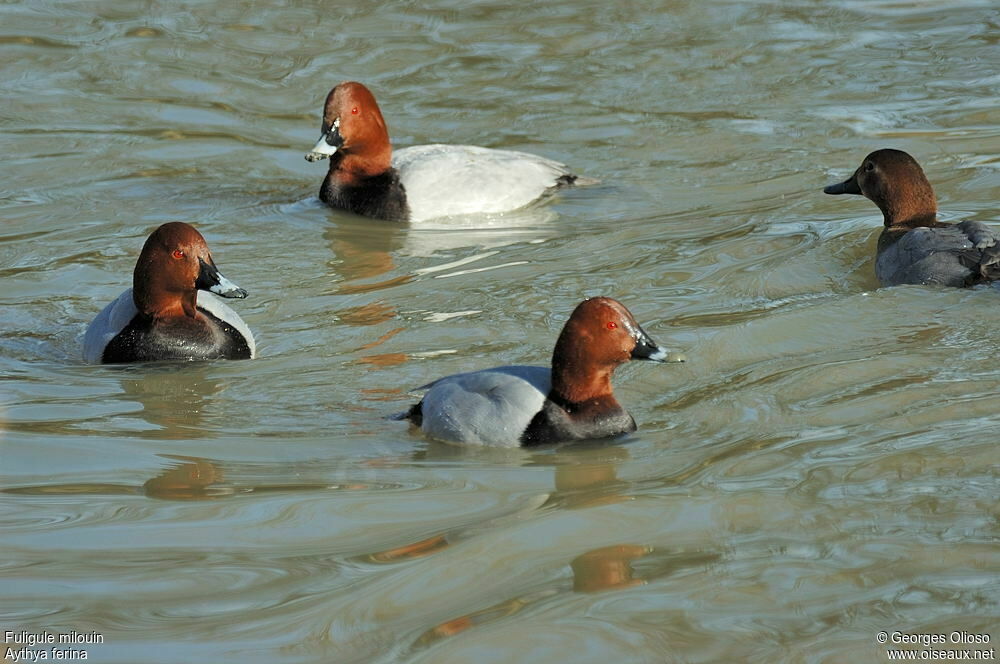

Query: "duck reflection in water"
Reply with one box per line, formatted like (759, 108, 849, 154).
(114, 364, 225, 440)
(142, 456, 232, 500)
(322, 222, 411, 370)
(410, 538, 719, 650)
(357, 450, 634, 566)
(0, 455, 230, 501)
(3, 455, 377, 502)
(366, 446, 717, 651)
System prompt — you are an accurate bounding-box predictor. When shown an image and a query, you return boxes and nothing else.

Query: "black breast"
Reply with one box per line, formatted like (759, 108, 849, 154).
(520, 397, 636, 446)
(319, 168, 410, 222)
(102, 310, 251, 363)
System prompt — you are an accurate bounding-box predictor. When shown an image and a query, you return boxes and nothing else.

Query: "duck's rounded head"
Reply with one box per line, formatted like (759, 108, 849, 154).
(133, 222, 247, 319)
(305, 81, 392, 175)
(554, 297, 669, 376)
(543, 296, 674, 414)
(824, 149, 937, 226)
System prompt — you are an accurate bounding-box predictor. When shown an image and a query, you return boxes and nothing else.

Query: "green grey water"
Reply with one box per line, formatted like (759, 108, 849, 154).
(2, 1, 998, 662)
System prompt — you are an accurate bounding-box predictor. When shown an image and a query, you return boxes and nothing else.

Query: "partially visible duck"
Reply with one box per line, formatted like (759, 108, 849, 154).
(824, 149, 1000, 287)
(304, 81, 588, 222)
(398, 297, 683, 447)
(83, 222, 255, 364)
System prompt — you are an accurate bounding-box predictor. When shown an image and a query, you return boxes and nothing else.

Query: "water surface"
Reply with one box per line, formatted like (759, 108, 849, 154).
(2, 1, 999, 662)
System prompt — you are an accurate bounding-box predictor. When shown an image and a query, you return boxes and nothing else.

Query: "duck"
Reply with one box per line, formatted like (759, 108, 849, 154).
(397, 297, 683, 447)
(824, 148, 1000, 287)
(304, 81, 589, 222)
(83, 222, 255, 364)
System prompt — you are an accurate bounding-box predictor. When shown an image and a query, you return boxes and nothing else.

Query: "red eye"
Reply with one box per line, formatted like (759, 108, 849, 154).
(351, 107, 359, 115)
(606, 321, 618, 330)
(172, 250, 184, 259)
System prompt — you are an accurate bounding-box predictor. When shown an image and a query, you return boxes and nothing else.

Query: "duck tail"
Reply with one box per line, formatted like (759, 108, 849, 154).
(389, 401, 423, 425)
(979, 247, 1000, 282)
(558, 173, 601, 187)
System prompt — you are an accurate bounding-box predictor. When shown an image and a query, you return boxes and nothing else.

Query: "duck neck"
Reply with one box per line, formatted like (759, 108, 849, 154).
(133, 284, 198, 321)
(522, 364, 633, 446)
(878, 183, 938, 229)
(881, 207, 938, 229)
(550, 354, 620, 413)
(330, 143, 392, 185)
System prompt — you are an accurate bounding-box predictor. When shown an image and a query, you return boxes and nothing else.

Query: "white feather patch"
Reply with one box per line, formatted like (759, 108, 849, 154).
(198, 292, 256, 359)
(82, 289, 138, 364)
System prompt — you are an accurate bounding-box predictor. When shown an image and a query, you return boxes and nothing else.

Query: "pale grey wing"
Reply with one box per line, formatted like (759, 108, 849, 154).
(876, 226, 980, 287)
(393, 145, 571, 222)
(198, 292, 256, 359)
(82, 289, 137, 364)
(418, 365, 551, 447)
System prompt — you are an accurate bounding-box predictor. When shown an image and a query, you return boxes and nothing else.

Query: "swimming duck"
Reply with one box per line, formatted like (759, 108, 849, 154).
(399, 297, 682, 446)
(305, 81, 588, 222)
(83, 222, 255, 363)
(824, 148, 1000, 287)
